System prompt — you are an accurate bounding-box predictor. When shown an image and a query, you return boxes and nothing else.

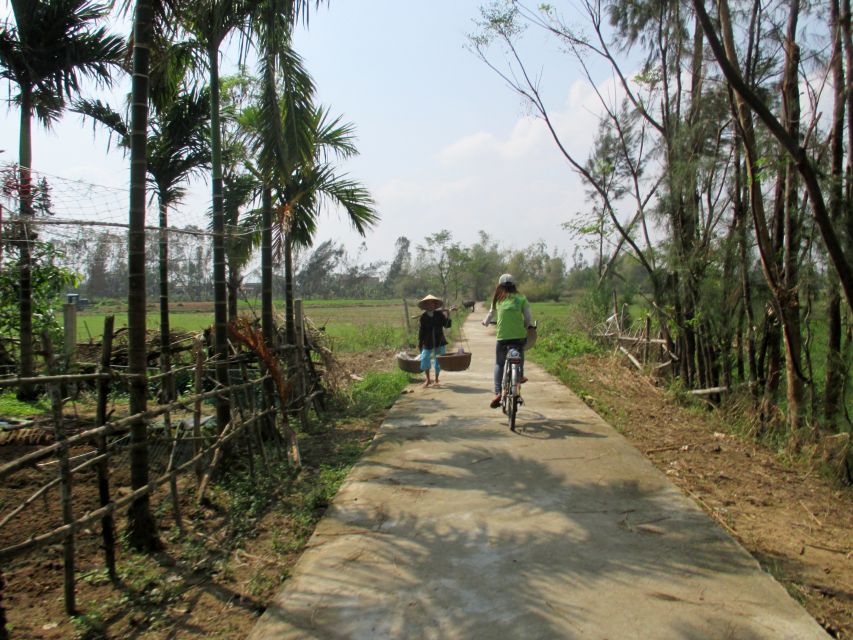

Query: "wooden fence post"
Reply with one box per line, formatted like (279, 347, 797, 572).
(166, 426, 184, 533)
(229, 369, 255, 482)
(193, 338, 204, 482)
(0, 568, 7, 640)
(43, 332, 76, 615)
(403, 298, 411, 334)
(95, 315, 117, 580)
(63, 301, 77, 368)
(294, 299, 310, 431)
(644, 315, 651, 365)
(242, 359, 269, 476)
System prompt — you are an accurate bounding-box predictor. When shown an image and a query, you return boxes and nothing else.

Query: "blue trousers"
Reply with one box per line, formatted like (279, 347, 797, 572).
(420, 345, 447, 373)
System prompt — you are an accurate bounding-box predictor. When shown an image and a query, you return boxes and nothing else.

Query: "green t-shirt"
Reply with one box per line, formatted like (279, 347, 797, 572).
(495, 293, 528, 341)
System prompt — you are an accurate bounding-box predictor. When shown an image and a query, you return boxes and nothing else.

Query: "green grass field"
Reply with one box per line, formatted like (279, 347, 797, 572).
(73, 299, 465, 354)
(76, 311, 214, 342)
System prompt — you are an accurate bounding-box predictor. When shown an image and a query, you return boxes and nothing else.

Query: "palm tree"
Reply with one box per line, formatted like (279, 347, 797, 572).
(275, 105, 377, 342)
(222, 170, 260, 322)
(249, 0, 321, 348)
(249, 2, 376, 342)
(217, 73, 264, 324)
(0, 0, 124, 399)
(177, 0, 257, 431)
(123, 0, 183, 551)
(75, 86, 211, 404)
(241, 66, 377, 341)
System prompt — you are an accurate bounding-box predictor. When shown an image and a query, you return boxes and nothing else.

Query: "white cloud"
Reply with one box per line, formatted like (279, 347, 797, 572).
(438, 132, 499, 164)
(313, 75, 633, 263)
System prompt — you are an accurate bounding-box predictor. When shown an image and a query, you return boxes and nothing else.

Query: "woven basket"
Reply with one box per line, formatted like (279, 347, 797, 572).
(396, 352, 423, 374)
(436, 350, 472, 372)
(524, 326, 537, 351)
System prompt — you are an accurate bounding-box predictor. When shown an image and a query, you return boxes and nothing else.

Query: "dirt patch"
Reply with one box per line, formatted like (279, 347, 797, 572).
(569, 354, 853, 639)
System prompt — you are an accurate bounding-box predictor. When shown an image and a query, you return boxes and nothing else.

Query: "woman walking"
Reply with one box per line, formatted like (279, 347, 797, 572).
(417, 294, 454, 387)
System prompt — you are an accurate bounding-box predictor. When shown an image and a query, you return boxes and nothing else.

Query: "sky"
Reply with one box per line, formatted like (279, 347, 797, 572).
(0, 1, 624, 267)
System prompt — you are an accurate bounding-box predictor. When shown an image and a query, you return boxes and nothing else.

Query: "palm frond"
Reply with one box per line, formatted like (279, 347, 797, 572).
(72, 98, 130, 146)
(315, 173, 378, 237)
(149, 37, 198, 114)
(313, 106, 359, 160)
(2, 0, 125, 123)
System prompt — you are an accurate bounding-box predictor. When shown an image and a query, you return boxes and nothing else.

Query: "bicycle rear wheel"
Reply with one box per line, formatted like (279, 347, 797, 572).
(508, 365, 519, 431)
(508, 396, 518, 431)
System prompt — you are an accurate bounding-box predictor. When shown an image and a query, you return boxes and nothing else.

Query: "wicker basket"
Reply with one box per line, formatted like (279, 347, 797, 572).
(524, 326, 537, 351)
(436, 350, 472, 372)
(396, 352, 423, 374)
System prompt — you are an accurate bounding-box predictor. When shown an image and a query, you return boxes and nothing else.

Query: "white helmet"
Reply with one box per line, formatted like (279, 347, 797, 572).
(498, 273, 515, 285)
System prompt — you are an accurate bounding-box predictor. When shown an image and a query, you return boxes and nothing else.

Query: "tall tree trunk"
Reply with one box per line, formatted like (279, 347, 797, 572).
(720, 217, 739, 389)
(736, 301, 746, 383)
(780, 0, 806, 443)
(846, 0, 853, 266)
(16, 86, 36, 401)
(734, 133, 759, 393)
(763, 314, 782, 399)
(227, 266, 239, 325)
(694, 0, 853, 312)
(158, 197, 173, 404)
(127, 0, 159, 551)
(284, 233, 295, 346)
(208, 42, 230, 431)
(715, 0, 805, 438)
(261, 186, 274, 346)
(826, 0, 847, 423)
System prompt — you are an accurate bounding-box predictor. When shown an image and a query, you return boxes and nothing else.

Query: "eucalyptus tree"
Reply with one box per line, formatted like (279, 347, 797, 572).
(693, 0, 853, 315)
(0, 0, 124, 399)
(473, 1, 852, 445)
(690, 0, 842, 441)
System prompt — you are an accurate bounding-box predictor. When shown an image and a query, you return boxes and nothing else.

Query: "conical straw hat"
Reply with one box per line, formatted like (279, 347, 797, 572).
(417, 294, 443, 309)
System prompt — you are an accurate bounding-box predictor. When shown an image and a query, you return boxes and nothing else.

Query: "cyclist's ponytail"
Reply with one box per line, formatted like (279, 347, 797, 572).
(491, 283, 518, 308)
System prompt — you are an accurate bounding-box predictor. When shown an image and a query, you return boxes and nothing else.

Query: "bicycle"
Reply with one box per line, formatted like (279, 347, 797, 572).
(500, 343, 524, 432)
(486, 319, 536, 432)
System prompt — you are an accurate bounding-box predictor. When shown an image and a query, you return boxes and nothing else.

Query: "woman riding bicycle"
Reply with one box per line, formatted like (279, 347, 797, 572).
(482, 273, 534, 408)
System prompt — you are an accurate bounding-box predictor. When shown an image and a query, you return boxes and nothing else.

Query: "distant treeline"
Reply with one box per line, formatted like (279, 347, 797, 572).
(54, 227, 572, 304)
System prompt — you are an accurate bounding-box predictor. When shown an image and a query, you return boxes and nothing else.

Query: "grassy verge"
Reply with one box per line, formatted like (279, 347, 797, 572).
(0, 391, 50, 418)
(526, 301, 603, 400)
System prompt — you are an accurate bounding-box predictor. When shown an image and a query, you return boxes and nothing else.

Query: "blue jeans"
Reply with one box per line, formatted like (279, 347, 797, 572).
(420, 345, 447, 373)
(494, 339, 526, 394)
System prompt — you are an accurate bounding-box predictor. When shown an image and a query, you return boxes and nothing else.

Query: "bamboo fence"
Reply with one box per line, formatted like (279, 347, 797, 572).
(0, 307, 325, 617)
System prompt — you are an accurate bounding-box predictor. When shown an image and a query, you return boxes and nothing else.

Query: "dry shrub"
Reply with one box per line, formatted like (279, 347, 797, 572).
(820, 432, 852, 485)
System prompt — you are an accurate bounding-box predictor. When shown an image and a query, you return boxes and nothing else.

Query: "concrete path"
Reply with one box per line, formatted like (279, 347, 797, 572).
(250, 313, 829, 640)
